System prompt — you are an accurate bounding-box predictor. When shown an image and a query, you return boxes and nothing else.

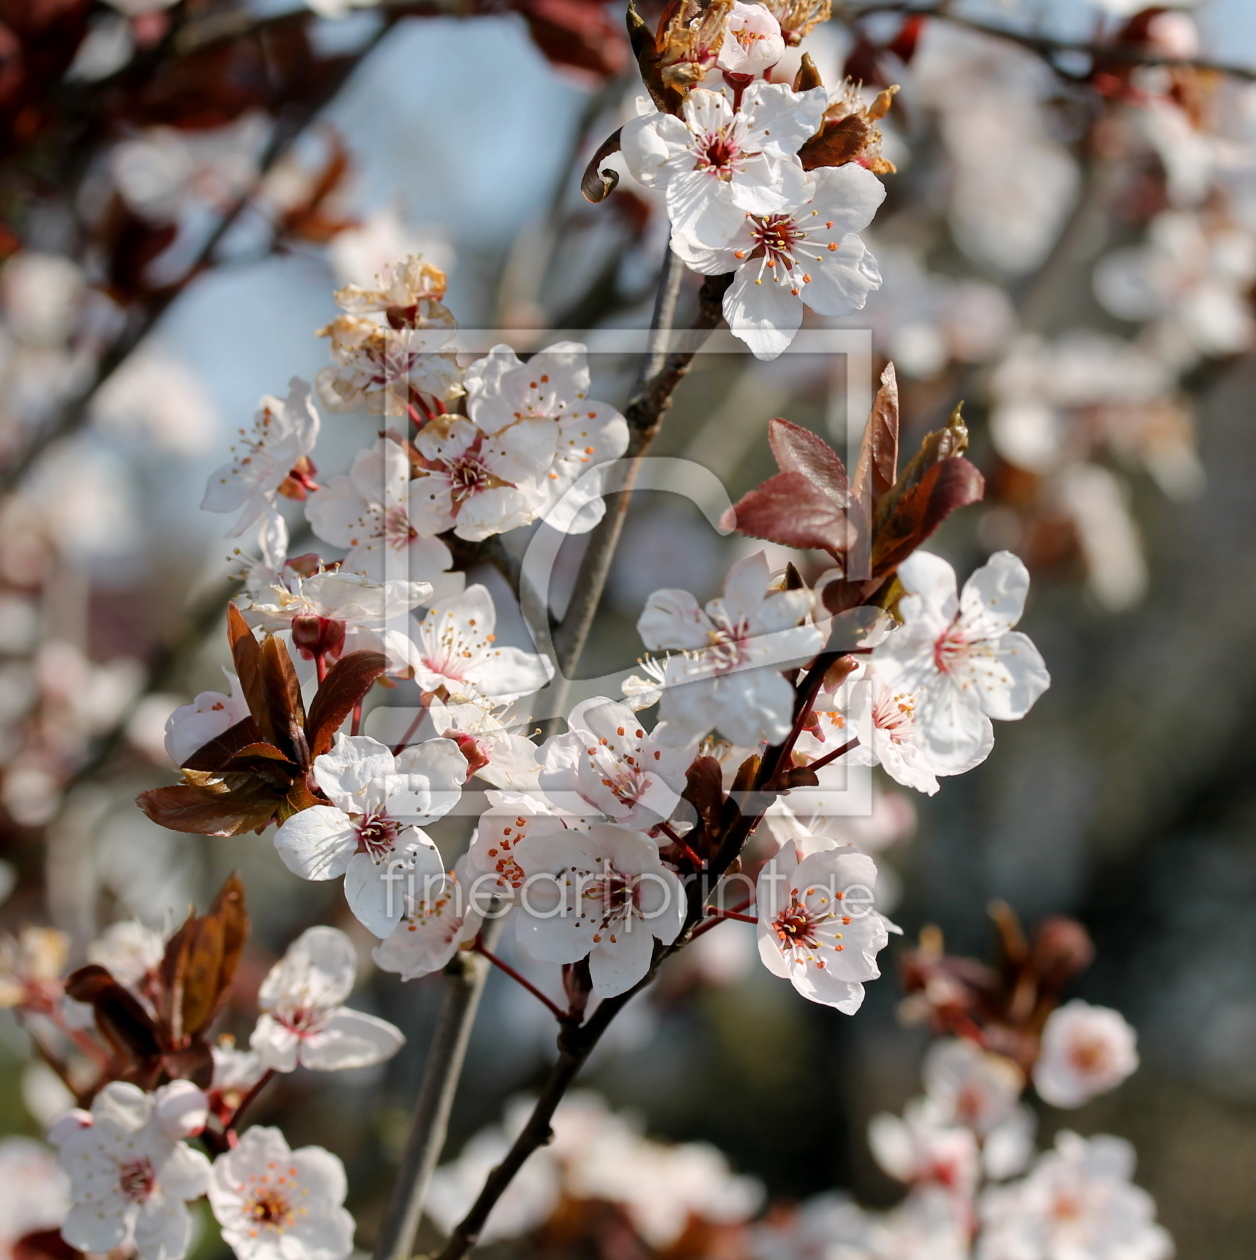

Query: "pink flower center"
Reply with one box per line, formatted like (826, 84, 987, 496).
(697, 129, 740, 178)
(873, 689, 916, 743)
(118, 1158, 156, 1203)
(933, 621, 971, 673)
(703, 612, 751, 673)
(356, 810, 399, 860)
(1068, 1035, 1112, 1075)
(383, 503, 418, 550)
(772, 897, 823, 951)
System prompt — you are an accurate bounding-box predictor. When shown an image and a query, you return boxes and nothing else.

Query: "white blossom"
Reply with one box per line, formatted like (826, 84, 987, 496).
(251, 926, 404, 1072)
(621, 83, 827, 249)
(201, 379, 320, 541)
(755, 843, 890, 1012)
(717, 1, 785, 77)
(207, 1126, 355, 1260)
(978, 1132, 1173, 1260)
(922, 1039, 1024, 1138)
(464, 342, 629, 533)
(867, 1101, 979, 1197)
(331, 254, 447, 316)
(424, 694, 542, 792)
(51, 1082, 211, 1260)
(408, 584, 553, 704)
(316, 311, 461, 414)
(273, 734, 464, 937)
(872, 550, 1049, 770)
(373, 857, 486, 981)
(1033, 1000, 1139, 1109)
(539, 696, 695, 827)
(86, 920, 164, 989)
(675, 164, 885, 359)
(638, 551, 824, 747)
(0, 1136, 69, 1252)
(513, 823, 686, 998)
(466, 796, 569, 894)
(305, 436, 465, 597)
(163, 672, 249, 766)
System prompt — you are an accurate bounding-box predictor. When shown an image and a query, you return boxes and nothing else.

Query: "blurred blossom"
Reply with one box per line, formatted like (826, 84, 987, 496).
(21, 1061, 76, 1129)
(1094, 211, 1256, 366)
(91, 350, 219, 456)
(0, 1136, 70, 1252)
(909, 26, 1079, 275)
(108, 114, 271, 225)
(328, 204, 455, 287)
(1055, 463, 1148, 612)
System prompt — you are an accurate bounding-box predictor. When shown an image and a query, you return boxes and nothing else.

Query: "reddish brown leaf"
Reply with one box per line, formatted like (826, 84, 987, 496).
(136, 780, 283, 837)
(12, 1229, 81, 1260)
(179, 874, 248, 1040)
(258, 633, 307, 766)
(181, 715, 266, 772)
(724, 471, 859, 556)
(226, 604, 266, 728)
(305, 650, 388, 758)
(221, 742, 301, 786)
(798, 113, 871, 171)
(512, 0, 629, 80)
(65, 965, 161, 1066)
(871, 457, 985, 575)
(682, 757, 725, 841)
(724, 418, 858, 559)
(161, 1041, 215, 1089)
(852, 362, 899, 511)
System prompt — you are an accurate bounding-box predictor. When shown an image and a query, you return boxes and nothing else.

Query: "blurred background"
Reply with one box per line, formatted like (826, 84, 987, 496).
(1, 0, 1255, 1256)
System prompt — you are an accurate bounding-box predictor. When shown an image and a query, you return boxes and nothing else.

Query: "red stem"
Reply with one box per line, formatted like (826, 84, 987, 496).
(226, 1068, 277, 1134)
(351, 699, 363, 737)
(656, 821, 704, 869)
(689, 895, 755, 941)
(315, 653, 327, 685)
(474, 942, 567, 1021)
(801, 736, 860, 776)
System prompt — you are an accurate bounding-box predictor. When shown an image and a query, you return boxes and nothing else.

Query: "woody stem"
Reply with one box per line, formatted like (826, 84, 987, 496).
(371, 916, 502, 1260)
(802, 736, 860, 775)
(226, 1068, 277, 1134)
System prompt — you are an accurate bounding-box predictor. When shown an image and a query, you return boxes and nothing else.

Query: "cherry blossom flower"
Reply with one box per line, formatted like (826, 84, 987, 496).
(201, 379, 320, 541)
(716, 1, 785, 77)
(408, 584, 553, 704)
(674, 164, 885, 359)
(207, 1126, 355, 1260)
(424, 696, 542, 792)
(250, 926, 404, 1072)
(637, 551, 824, 747)
(273, 734, 464, 937)
(868, 1101, 980, 1198)
(305, 436, 465, 597)
(621, 83, 827, 249)
(464, 342, 629, 532)
(373, 857, 486, 981)
(513, 823, 686, 998)
(407, 414, 553, 541)
(163, 672, 249, 766)
(755, 844, 890, 1012)
(0, 926, 67, 1011)
(977, 1132, 1173, 1260)
(538, 697, 695, 827)
(86, 920, 164, 989)
(866, 1186, 972, 1260)
(208, 1039, 266, 1123)
(467, 796, 569, 895)
(316, 312, 461, 414)
(51, 1081, 211, 1260)
(872, 550, 1050, 771)
(244, 565, 431, 671)
(1032, 1000, 1139, 1109)
(0, 1136, 69, 1253)
(922, 1039, 1024, 1138)
(765, 786, 916, 858)
(331, 254, 447, 317)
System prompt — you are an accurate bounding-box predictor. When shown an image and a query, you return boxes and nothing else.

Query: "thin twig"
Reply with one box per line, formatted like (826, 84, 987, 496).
(803, 736, 860, 775)
(474, 940, 567, 1021)
(550, 264, 733, 682)
(837, 2, 1256, 82)
(371, 920, 501, 1260)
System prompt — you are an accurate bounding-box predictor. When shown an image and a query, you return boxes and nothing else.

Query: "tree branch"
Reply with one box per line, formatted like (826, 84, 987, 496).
(550, 263, 733, 681)
(372, 922, 500, 1260)
(837, 2, 1256, 83)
